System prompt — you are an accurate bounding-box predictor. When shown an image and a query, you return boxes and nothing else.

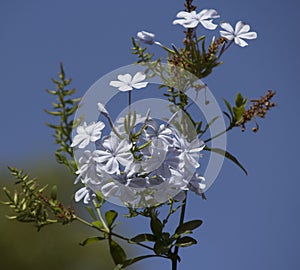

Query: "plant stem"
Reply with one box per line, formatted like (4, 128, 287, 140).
(75, 214, 155, 252)
(172, 191, 188, 270)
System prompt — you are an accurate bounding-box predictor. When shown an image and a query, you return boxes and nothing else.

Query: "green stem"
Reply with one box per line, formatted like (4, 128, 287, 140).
(203, 125, 233, 143)
(75, 214, 155, 252)
(172, 191, 188, 270)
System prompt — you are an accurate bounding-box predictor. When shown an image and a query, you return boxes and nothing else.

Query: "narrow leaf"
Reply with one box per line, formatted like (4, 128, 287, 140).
(223, 98, 233, 117)
(130, 234, 155, 243)
(114, 255, 160, 270)
(150, 216, 163, 237)
(105, 210, 118, 228)
(205, 146, 248, 175)
(175, 236, 197, 247)
(109, 238, 127, 265)
(175, 220, 203, 235)
(79, 236, 105, 246)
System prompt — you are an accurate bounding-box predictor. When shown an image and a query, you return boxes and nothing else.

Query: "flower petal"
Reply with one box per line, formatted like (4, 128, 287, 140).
(132, 82, 148, 89)
(175, 11, 192, 19)
(234, 37, 249, 47)
(109, 80, 126, 88)
(75, 187, 89, 202)
(235, 21, 250, 35)
(219, 30, 234, 40)
(220, 22, 234, 33)
(199, 9, 219, 20)
(200, 19, 218, 30)
(238, 31, 257, 40)
(119, 85, 133, 91)
(131, 72, 146, 84)
(117, 74, 132, 84)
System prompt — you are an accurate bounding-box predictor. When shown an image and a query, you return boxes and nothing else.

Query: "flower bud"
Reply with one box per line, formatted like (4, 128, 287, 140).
(137, 31, 155, 45)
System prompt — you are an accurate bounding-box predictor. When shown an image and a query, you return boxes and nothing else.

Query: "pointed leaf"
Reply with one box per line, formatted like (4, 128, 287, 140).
(223, 98, 234, 117)
(50, 185, 57, 201)
(175, 220, 203, 235)
(114, 255, 160, 270)
(205, 146, 248, 175)
(109, 238, 127, 265)
(175, 236, 197, 247)
(130, 234, 155, 243)
(105, 210, 118, 228)
(150, 216, 163, 237)
(79, 236, 105, 246)
(235, 92, 244, 107)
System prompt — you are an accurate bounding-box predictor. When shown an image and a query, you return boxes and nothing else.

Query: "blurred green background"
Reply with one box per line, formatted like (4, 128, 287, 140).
(0, 162, 115, 270)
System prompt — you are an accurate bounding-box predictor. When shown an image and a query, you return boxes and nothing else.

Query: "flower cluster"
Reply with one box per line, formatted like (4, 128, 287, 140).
(138, 8, 257, 48)
(71, 72, 206, 207)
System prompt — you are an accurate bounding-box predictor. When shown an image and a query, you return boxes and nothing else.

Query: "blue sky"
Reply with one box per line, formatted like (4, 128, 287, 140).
(1, 0, 299, 269)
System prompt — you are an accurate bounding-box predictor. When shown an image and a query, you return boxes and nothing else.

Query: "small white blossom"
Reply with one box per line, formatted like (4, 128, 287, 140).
(71, 121, 105, 149)
(137, 31, 162, 46)
(74, 187, 95, 204)
(173, 9, 220, 30)
(137, 31, 155, 45)
(188, 173, 206, 195)
(94, 135, 133, 174)
(220, 21, 257, 47)
(97, 102, 109, 116)
(109, 72, 148, 92)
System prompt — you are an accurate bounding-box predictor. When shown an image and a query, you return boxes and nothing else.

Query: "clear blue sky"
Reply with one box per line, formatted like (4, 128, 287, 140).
(1, 0, 299, 269)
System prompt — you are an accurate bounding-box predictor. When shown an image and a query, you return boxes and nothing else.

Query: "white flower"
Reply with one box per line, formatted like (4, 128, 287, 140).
(75, 150, 101, 184)
(219, 21, 257, 47)
(109, 72, 148, 92)
(94, 135, 133, 174)
(71, 121, 105, 149)
(174, 135, 205, 170)
(173, 9, 220, 30)
(97, 102, 109, 116)
(74, 187, 95, 204)
(137, 31, 155, 45)
(188, 173, 206, 195)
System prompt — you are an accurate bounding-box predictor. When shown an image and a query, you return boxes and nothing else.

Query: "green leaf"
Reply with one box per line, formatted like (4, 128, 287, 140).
(91, 220, 104, 230)
(109, 238, 127, 265)
(204, 146, 248, 175)
(175, 236, 197, 247)
(114, 255, 159, 270)
(223, 98, 234, 117)
(50, 185, 57, 201)
(150, 215, 163, 237)
(235, 92, 244, 107)
(79, 236, 105, 246)
(175, 220, 203, 235)
(105, 210, 118, 228)
(233, 106, 245, 122)
(130, 234, 155, 243)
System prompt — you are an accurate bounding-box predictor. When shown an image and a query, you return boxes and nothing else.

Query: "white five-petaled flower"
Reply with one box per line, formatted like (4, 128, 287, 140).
(94, 135, 134, 174)
(71, 121, 105, 149)
(173, 9, 220, 30)
(219, 21, 257, 47)
(109, 72, 148, 92)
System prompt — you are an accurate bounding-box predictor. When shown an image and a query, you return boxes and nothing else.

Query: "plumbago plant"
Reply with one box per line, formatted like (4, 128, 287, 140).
(1, 1, 276, 269)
